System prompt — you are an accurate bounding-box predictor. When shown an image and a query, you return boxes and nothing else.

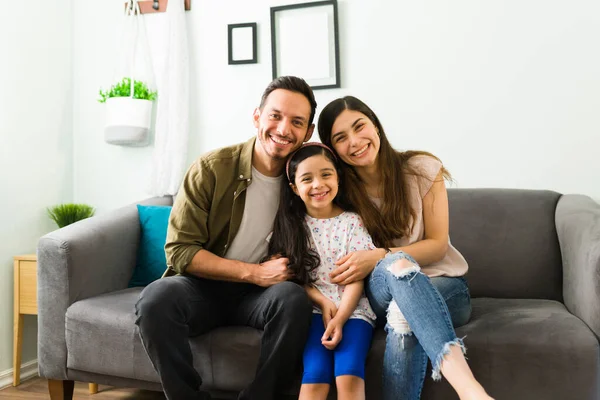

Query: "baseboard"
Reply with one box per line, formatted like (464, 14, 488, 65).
(0, 359, 38, 390)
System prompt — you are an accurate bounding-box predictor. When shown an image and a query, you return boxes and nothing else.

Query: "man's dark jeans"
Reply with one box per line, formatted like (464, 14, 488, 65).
(134, 275, 312, 400)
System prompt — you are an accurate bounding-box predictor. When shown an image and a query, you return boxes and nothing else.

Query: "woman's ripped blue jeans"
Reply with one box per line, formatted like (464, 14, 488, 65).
(365, 251, 471, 400)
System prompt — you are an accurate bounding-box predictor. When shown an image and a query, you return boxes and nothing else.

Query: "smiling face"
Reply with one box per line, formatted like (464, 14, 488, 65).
(329, 109, 380, 168)
(291, 154, 339, 218)
(253, 89, 314, 162)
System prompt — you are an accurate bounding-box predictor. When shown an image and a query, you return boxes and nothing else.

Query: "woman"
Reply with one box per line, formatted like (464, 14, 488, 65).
(317, 96, 493, 400)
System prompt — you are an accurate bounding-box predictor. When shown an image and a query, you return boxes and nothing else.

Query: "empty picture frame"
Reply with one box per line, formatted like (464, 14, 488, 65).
(270, 0, 340, 90)
(228, 23, 257, 65)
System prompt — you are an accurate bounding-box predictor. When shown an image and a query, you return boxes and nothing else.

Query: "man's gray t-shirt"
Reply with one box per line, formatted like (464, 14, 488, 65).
(224, 166, 282, 264)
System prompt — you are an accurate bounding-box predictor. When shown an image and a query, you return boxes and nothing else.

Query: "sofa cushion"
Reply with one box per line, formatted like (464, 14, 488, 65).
(128, 205, 172, 287)
(66, 290, 599, 399)
(66, 288, 171, 383)
(447, 189, 563, 300)
(421, 298, 600, 400)
(362, 298, 599, 400)
(65, 288, 260, 391)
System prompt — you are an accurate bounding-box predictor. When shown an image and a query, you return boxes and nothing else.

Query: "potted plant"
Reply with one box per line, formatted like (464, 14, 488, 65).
(47, 203, 96, 228)
(98, 77, 157, 146)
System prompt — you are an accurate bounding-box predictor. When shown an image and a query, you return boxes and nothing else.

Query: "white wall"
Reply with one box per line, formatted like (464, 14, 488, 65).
(0, 1, 73, 373)
(73, 0, 600, 214)
(0, 0, 594, 382)
(0, 0, 593, 382)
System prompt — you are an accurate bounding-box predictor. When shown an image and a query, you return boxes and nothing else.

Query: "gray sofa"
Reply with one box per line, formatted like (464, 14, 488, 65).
(37, 189, 600, 400)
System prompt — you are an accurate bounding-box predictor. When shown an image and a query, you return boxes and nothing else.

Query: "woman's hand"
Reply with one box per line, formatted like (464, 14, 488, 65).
(321, 317, 344, 350)
(320, 298, 338, 328)
(330, 249, 386, 285)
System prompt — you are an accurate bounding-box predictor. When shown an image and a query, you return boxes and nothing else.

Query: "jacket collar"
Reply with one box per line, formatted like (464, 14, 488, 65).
(237, 136, 256, 181)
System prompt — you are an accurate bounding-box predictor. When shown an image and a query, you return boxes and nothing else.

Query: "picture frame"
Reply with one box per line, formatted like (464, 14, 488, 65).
(270, 0, 340, 90)
(228, 23, 258, 65)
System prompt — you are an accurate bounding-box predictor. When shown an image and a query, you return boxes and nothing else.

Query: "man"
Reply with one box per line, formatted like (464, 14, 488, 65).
(135, 76, 317, 400)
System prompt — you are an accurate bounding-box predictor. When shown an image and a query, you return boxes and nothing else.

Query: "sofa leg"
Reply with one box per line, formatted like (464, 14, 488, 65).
(48, 379, 74, 400)
(89, 382, 98, 394)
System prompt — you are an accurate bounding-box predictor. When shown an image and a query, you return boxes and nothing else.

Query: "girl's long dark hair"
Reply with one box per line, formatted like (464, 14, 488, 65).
(265, 145, 350, 285)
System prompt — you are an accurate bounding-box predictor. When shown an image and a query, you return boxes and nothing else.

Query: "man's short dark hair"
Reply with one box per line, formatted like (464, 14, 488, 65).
(259, 76, 317, 126)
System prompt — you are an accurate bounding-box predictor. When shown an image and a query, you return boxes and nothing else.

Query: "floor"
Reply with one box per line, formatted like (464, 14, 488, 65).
(0, 377, 166, 399)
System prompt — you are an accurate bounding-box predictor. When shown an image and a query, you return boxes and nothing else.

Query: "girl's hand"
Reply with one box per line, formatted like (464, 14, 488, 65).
(320, 299, 338, 328)
(321, 317, 344, 350)
(330, 249, 385, 285)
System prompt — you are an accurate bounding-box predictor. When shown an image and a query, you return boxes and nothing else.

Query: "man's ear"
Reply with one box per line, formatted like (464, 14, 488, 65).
(253, 108, 260, 128)
(304, 124, 315, 142)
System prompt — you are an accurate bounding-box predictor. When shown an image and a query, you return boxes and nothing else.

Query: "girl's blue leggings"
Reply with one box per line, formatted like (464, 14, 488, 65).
(302, 313, 374, 384)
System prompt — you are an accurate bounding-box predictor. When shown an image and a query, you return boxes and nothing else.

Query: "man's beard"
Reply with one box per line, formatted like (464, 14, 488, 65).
(260, 133, 293, 161)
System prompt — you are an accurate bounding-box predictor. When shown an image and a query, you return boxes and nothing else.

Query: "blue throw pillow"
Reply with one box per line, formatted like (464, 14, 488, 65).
(128, 204, 172, 287)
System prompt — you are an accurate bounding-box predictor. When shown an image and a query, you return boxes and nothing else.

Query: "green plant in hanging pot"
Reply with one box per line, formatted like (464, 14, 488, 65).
(98, 77, 157, 103)
(102, 0, 156, 147)
(47, 203, 96, 229)
(99, 77, 157, 147)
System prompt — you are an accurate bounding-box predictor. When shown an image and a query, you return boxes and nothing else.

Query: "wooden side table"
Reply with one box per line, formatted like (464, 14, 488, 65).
(13, 254, 99, 394)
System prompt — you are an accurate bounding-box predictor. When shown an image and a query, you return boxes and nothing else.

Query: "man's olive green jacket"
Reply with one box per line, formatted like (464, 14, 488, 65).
(163, 137, 256, 277)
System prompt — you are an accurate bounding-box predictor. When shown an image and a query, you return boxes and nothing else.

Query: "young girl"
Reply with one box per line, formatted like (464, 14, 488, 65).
(266, 142, 376, 400)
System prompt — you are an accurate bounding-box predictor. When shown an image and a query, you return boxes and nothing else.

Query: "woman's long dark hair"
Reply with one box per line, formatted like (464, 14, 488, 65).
(318, 96, 451, 248)
(265, 145, 350, 285)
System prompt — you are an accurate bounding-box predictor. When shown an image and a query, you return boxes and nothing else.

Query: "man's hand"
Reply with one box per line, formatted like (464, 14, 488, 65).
(321, 317, 344, 350)
(330, 249, 384, 285)
(252, 257, 293, 287)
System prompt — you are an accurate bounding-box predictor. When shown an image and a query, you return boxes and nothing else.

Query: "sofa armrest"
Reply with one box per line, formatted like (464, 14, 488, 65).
(556, 194, 600, 338)
(37, 196, 171, 380)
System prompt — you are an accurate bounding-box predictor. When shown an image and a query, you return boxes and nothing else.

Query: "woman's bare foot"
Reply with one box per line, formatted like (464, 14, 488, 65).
(441, 345, 494, 400)
(460, 385, 494, 400)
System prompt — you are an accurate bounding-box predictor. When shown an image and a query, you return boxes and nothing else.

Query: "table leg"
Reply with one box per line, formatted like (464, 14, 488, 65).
(13, 260, 23, 387)
(13, 314, 23, 386)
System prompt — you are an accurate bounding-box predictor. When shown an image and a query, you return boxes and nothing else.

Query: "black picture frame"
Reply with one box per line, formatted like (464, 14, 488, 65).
(228, 22, 258, 65)
(270, 0, 340, 90)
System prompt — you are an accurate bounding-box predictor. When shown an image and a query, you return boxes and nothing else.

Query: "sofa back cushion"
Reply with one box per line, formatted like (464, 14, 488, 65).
(447, 189, 562, 301)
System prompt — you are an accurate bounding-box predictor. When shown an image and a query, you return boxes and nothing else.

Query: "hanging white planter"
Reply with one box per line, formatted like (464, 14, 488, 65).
(104, 96, 153, 146)
(101, 0, 156, 147)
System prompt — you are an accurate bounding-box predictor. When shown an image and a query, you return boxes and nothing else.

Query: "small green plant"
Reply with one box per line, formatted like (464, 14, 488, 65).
(98, 77, 158, 103)
(47, 204, 96, 228)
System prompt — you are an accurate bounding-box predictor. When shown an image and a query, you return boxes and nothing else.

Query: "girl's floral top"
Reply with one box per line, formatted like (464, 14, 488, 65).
(306, 211, 377, 325)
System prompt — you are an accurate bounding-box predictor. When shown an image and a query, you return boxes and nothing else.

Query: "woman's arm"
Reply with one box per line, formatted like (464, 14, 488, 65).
(330, 214, 387, 285)
(330, 171, 450, 285)
(329, 248, 385, 284)
(388, 170, 449, 265)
